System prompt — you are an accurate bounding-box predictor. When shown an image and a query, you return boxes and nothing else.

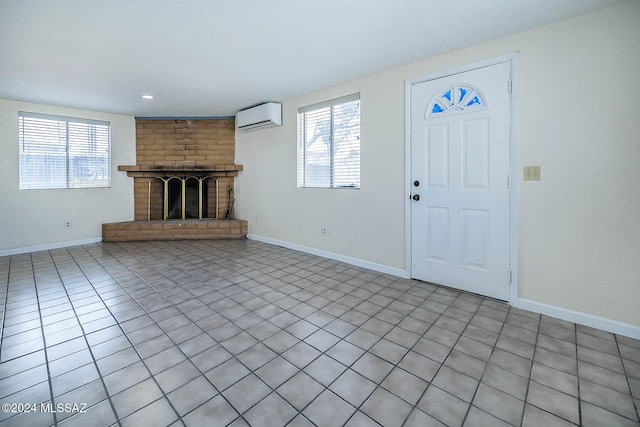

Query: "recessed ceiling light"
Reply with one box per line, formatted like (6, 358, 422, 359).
(142, 94, 154, 100)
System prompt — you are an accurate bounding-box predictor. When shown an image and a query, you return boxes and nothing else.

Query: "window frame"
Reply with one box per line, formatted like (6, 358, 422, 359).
(18, 111, 111, 190)
(297, 93, 361, 189)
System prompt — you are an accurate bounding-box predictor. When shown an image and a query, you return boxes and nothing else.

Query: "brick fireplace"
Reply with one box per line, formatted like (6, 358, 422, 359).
(102, 118, 248, 242)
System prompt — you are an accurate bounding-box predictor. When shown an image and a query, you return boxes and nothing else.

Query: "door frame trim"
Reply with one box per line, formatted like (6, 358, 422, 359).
(404, 52, 520, 305)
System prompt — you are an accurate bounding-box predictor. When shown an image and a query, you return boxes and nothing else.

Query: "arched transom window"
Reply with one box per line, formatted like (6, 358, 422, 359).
(427, 85, 486, 116)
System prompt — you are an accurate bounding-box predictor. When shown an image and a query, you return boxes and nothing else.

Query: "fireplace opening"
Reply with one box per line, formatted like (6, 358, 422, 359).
(167, 178, 208, 219)
(146, 176, 219, 221)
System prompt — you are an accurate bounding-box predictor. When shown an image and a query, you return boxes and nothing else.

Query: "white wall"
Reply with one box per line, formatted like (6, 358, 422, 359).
(0, 99, 136, 254)
(236, 1, 640, 328)
(236, 80, 407, 272)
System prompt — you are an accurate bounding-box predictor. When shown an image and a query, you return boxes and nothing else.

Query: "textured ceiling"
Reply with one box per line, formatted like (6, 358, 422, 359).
(0, 0, 628, 117)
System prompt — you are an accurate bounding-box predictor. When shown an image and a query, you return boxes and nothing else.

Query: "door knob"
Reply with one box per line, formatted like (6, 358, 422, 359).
(414, 180, 420, 187)
(412, 194, 420, 201)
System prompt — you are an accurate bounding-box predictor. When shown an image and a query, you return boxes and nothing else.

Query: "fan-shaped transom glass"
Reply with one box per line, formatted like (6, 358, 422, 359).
(427, 85, 486, 116)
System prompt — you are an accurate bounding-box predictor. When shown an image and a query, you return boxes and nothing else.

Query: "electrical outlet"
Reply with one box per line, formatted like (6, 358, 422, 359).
(524, 166, 541, 181)
(255, 215, 260, 223)
(65, 221, 71, 229)
(322, 226, 328, 236)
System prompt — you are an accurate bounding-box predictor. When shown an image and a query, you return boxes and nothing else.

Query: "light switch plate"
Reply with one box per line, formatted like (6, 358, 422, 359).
(524, 166, 541, 181)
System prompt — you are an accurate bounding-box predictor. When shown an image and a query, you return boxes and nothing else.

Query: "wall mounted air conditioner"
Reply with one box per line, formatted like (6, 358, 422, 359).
(236, 102, 282, 132)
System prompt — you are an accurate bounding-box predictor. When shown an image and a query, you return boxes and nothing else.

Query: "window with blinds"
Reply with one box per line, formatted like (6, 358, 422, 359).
(297, 94, 360, 189)
(19, 112, 111, 190)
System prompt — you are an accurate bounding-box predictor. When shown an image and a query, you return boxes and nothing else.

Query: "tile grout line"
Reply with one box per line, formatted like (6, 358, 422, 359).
(43, 249, 123, 427)
(330, 287, 440, 426)
(109, 240, 412, 426)
(398, 292, 499, 427)
(215, 247, 407, 426)
(615, 334, 640, 423)
(0, 256, 13, 362)
(285, 282, 439, 427)
(30, 252, 58, 426)
(151, 243, 425, 420)
(573, 327, 639, 424)
(120, 240, 527, 427)
(528, 319, 633, 425)
(234, 258, 438, 426)
(113, 240, 340, 424)
(0, 256, 47, 425)
(458, 302, 516, 427)
(59, 246, 182, 427)
(575, 321, 583, 426)
(517, 308, 543, 427)
(79, 243, 246, 426)
(75, 246, 199, 423)
(109, 242, 640, 426)
(100, 240, 326, 426)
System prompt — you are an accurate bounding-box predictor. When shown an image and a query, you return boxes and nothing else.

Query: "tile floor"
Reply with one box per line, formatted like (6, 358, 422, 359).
(0, 240, 638, 427)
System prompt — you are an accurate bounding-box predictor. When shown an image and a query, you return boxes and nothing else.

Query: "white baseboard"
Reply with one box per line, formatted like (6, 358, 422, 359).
(517, 298, 640, 340)
(0, 237, 103, 257)
(247, 234, 410, 279)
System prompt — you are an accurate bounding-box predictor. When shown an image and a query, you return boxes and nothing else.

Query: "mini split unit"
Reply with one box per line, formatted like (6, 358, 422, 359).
(236, 102, 282, 131)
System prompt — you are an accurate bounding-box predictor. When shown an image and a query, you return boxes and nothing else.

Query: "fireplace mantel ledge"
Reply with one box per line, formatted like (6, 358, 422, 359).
(118, 164, 243, 177)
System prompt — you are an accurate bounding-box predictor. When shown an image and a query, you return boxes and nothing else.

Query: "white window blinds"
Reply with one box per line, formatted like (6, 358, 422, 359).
(297, 94, 360, 188)
(19, 112, 111, 189)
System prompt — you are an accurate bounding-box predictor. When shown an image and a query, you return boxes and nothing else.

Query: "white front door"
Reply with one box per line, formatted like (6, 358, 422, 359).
(410, 62, 511, 300)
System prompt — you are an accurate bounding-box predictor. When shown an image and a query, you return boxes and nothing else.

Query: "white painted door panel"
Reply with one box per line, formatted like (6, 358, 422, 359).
(411, 63, 510, 300)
